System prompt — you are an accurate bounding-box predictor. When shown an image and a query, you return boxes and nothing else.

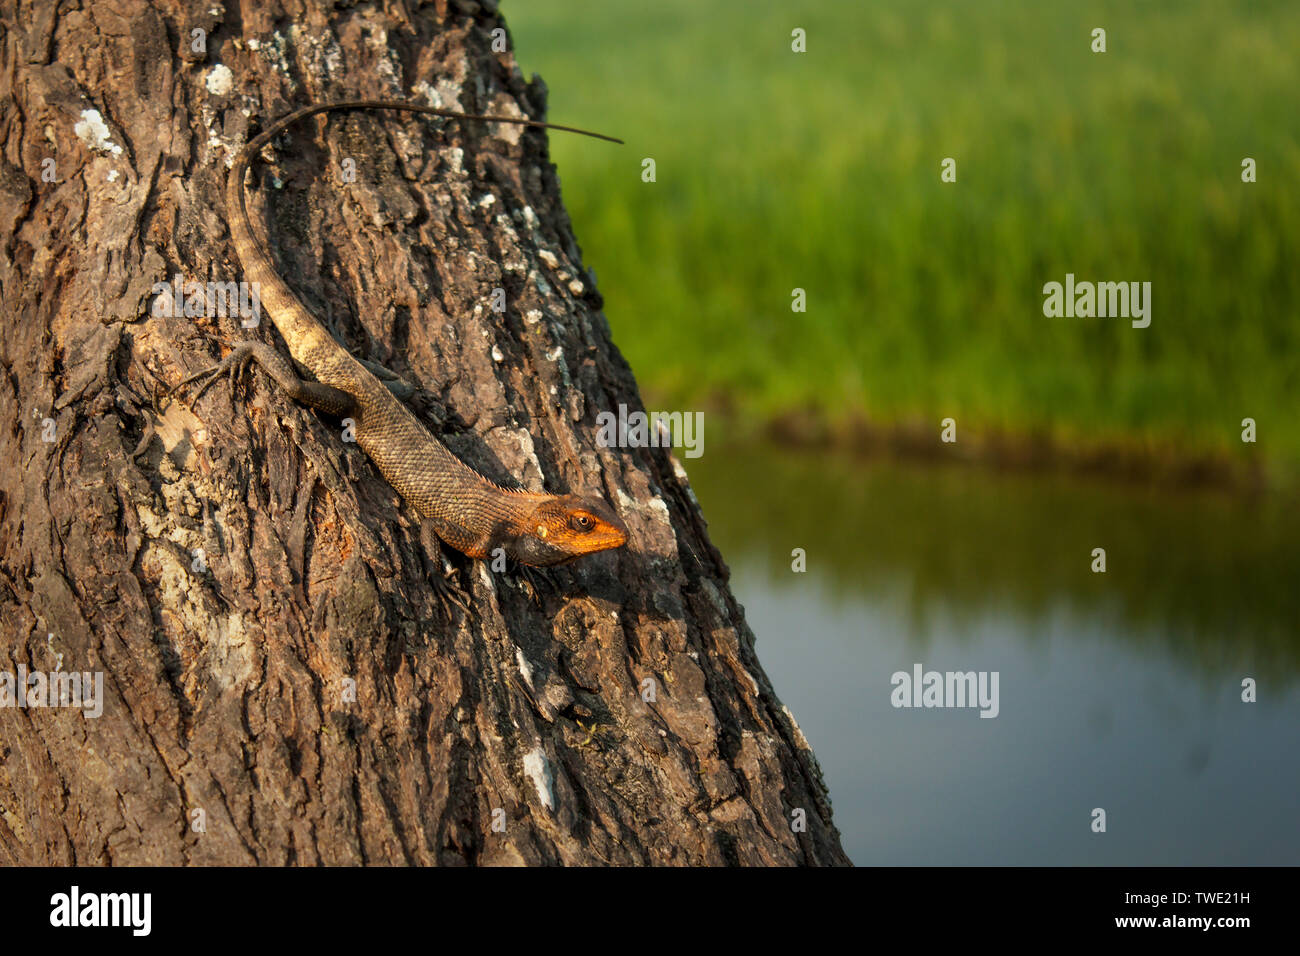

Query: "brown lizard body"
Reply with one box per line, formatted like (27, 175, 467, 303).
(183, 99, 628, 570)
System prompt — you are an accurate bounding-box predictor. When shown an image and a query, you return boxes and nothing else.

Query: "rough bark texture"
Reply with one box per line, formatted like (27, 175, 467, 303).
(0, 0, 848, 865)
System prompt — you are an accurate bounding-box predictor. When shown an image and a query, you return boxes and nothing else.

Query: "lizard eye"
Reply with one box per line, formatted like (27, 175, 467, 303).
(570, 513, 594, 533)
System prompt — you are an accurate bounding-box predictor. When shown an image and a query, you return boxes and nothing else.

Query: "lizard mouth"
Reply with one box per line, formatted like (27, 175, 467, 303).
(594, 509, 630, 551)
(602, 521, 629, 550)
(577, 517, 628, 555)
(548, 523, 627, 566)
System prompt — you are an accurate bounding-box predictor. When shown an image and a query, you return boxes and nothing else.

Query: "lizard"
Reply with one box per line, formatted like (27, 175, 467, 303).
(169, 98, 630, 601)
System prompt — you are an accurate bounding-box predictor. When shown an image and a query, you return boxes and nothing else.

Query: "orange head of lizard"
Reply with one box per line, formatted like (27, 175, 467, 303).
(513, 494, 629, 567)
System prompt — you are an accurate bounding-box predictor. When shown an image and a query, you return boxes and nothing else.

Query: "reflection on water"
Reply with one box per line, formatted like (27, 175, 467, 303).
(685, 445, 1300, 865)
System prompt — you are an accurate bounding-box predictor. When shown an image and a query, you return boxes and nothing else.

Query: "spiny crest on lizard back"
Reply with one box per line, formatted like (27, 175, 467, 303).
(510, 493, 629, 567)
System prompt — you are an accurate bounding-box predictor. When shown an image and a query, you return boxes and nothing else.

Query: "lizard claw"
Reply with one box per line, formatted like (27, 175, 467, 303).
(429, 566, 473, 622)
(514, 563, 557, 607)
(164, 344, 258, 410)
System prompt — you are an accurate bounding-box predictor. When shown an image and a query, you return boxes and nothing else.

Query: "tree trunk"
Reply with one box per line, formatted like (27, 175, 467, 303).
(0, 0, 848, 865)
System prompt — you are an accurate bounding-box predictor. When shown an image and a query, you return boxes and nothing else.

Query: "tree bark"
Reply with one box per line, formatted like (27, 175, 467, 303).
(0, 0, 848, 865)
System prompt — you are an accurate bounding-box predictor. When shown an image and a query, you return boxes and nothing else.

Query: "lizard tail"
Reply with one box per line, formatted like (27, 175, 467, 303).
(223, 98, 620, 388)
(236, 100, 623, 167)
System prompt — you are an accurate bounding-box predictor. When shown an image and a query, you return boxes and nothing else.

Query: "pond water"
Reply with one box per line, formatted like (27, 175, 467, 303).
(685, 445, 1300, 865)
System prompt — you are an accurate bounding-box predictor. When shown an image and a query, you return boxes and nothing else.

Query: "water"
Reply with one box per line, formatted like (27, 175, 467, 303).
(685, 445, 1300, 865)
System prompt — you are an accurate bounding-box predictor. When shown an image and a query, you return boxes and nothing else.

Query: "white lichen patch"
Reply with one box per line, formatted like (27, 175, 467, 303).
(205, 64, 234, 95)
(515, 647, 535, 690)
(615, 489, 671, 527)
(267, 30, 294, 86)
(491, 345, 504, 363)
(538, 249, 559, 269)
(362, 21, 388, 48)
(410, 79, 436, 104)
(498, 426, 542, 477)
(443, 146, 465, 176)
(45, 633, 63, 671)
(493, 212, 520, 243)
(524, 309, 544, 325)
(486, 95, 526, 146)
(318, 33, 344, 79)
(522, 748, 554, 811)
(135, 495, 201, 554)
(413, 78, 466, 114)
(646, 495, 671, 523)
(138, 535, 252, 690)
(74, 110, 122, 156)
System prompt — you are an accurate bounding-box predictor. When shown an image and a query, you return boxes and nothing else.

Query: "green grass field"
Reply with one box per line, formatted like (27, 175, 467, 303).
(507, 1, 1300, 475)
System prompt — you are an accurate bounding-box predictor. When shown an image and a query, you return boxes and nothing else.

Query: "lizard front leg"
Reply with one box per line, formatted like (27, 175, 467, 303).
(357, 357, 417, 402)
(419, 521, 473, 621)
(515, 564, 555, 606)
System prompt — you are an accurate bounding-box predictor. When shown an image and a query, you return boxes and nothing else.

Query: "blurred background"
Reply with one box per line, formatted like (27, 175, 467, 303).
(508, 1, 1300, 864)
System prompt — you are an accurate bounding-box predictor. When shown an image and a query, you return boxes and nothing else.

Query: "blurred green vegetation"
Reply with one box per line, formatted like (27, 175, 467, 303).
(508, 0, 1300, 474)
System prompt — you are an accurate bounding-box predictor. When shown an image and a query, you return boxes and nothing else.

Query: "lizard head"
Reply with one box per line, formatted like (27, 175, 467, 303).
(512, 494, 629, 567)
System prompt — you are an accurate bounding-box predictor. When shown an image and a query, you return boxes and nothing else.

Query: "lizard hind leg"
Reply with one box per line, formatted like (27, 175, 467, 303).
(167, 342, 356, 417)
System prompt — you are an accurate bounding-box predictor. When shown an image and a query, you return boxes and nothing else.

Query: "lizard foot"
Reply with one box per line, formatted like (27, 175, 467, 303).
(513, 563, 557, 607)
(164, 344, 258, 409)
(429, 565, 473, 622)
